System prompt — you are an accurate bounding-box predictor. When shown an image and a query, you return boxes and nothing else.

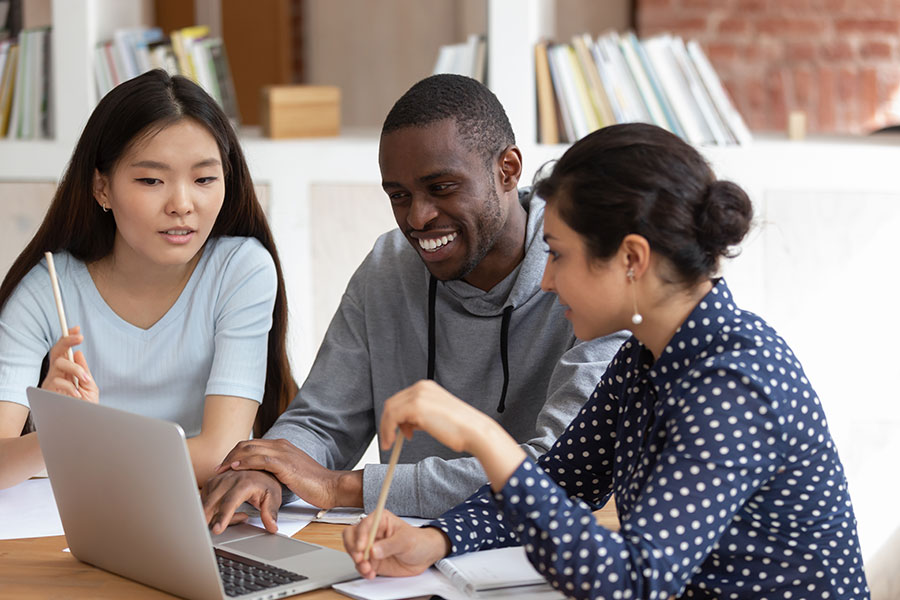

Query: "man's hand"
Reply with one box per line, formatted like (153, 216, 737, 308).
(214, 439, 363, 510)
(201, 469, 283, 534)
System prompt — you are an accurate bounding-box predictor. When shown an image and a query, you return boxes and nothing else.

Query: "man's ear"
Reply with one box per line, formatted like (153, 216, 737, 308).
(93, 169, 110, 209)
(497, 145, 522, 192)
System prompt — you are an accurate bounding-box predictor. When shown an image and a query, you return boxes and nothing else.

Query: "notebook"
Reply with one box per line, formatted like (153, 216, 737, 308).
(27, 386, 359, 600)
(332, 546, 564, 600)
(435, 546, 563, 598)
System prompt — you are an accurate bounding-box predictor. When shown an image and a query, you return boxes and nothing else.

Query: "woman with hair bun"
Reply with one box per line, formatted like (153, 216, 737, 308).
(343, 123, 869, 599)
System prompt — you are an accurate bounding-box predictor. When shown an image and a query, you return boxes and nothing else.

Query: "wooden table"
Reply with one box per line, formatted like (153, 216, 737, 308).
(0, 506, 620, 599)
(0, 522, 351, 600)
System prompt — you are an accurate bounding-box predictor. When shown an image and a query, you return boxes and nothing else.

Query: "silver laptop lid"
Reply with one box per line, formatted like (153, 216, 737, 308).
(29, 387, 230, 600)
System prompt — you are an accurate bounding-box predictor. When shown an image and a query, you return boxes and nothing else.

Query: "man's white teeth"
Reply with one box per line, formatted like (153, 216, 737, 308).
(418, 232, 457, 252)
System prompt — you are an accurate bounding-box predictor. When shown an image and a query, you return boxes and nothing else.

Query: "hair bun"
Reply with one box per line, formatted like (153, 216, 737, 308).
(696, 180, 753, 257)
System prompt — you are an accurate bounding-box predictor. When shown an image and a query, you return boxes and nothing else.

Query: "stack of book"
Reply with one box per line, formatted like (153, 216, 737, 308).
(94, 25, 240, 124)
(432, 33, 487, 84)
(535, 31, 751, 146)
(0, 27, 52, 139)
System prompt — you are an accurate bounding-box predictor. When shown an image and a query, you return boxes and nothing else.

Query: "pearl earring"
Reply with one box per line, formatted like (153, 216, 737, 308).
(627, 268, 643, 325)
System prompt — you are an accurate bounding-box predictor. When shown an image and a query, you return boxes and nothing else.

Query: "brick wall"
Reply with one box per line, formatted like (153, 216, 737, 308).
(637, 0, 900, 134)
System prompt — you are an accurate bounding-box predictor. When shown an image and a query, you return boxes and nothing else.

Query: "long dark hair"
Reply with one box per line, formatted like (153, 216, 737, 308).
(0, 69, 296, 436)
(535, 123, 753, 286)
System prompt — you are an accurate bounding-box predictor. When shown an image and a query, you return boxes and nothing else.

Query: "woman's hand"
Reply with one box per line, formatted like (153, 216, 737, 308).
(379, 379, 494, 453)
(342, 509, 450, 579)
(379, 380, 527, 490)
(40, 326, 99, 403)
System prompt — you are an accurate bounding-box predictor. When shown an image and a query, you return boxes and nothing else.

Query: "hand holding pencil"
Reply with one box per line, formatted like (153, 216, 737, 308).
(40, 252, 99, 403)
(342, 379, 524, 579)
(346, 430, 450, 578)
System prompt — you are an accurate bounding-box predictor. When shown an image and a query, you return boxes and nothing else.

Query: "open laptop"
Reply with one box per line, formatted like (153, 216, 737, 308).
(28, 386, 359, 600)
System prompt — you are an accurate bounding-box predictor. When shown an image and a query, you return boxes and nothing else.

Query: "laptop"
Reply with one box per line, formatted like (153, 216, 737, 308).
(28, 386, 359, 600)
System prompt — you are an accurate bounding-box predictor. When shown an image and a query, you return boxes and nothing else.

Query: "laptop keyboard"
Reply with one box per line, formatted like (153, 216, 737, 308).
(215, 547, 308, 597)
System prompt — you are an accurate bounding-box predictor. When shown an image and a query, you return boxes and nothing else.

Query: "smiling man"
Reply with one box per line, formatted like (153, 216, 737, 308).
(201, 75, 628, 528)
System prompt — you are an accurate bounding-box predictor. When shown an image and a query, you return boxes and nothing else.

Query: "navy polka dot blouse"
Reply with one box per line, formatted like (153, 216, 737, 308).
(432, 280, 869, 599)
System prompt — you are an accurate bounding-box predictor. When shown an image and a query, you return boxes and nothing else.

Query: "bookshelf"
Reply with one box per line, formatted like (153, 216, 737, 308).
(0, 0, 898, 568)
(0, 0, 151, 180)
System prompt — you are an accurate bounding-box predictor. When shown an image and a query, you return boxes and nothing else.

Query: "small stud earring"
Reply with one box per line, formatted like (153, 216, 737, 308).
(627, 268, 643, 326)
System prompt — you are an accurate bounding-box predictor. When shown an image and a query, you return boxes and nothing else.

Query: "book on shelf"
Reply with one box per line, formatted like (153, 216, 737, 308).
(534, 40, 559, 144)
(686, 39, 752, 145)
(565, 44, 602, 134)
(432, 33, 487, 84)
(3, 26, 51, 140)
(586, 37, 625, 124)
(536, 31, 752, 147)
(617, 31, 673, 132)
(93, 25, 240, 125)
(170, 25, 209, 81)
(111, 27, 165, 84)
(595, 32, 652, 125)
(625, 31, 685, 139)
(0, 40, 16, 135)
(544, 43, 575, 143)
(548, 43, 590, 141)
(642, 34, 715, 145)
(669, 35, 732, 145)
(571, 34, 614, 129)
(206, 38, 240, 124)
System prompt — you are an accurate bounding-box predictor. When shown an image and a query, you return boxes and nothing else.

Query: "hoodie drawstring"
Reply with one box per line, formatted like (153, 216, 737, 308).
(427, 275, 437, 380)
(426, 275, 513, 413)
(497, 305, 513, 413)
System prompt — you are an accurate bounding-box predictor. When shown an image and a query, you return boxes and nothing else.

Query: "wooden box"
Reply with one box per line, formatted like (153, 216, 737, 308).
(260, 85, 341, 138)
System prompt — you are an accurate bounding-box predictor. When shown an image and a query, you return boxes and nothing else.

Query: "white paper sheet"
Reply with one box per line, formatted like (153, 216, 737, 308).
(243, 497, 319, 537)
(0, 479, 434, 542)
(0, 478, 64, 540)
(243, 501, 431, 536)
(0, 479, 314, 540)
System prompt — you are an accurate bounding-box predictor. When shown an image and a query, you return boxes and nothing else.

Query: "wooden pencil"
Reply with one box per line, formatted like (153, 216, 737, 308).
(363, 433, 404, 561)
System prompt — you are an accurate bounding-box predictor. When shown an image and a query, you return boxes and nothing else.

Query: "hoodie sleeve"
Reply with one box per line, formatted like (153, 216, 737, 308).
(264, 266, 376, 475)
(529, 330, 630, 463)
(361, 330, 630, 518)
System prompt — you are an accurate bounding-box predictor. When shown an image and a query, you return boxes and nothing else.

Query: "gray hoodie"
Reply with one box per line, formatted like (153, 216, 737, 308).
(265, 191, 628, 517)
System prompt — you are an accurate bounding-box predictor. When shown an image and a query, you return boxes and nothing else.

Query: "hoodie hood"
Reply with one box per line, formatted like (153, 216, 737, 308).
(440, 188, 547, 317)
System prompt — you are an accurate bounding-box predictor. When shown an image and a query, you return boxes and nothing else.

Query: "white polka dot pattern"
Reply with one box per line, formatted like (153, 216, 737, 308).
(432, 280, 869, 599)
